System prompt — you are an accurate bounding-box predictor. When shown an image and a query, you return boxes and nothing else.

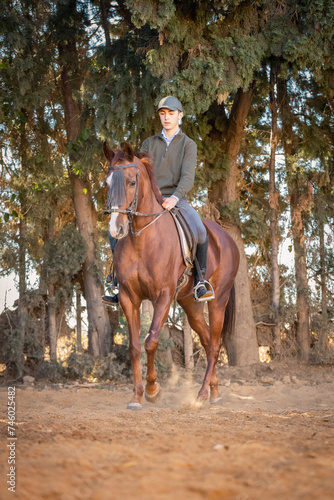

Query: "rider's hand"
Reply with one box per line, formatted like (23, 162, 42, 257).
(162, 197, 178, 211)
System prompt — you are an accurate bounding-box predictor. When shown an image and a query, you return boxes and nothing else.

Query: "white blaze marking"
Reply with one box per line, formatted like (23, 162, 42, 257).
(106, 171, 113, 188)
(109, 209, 120, 237)
(107, 172, 118, 236)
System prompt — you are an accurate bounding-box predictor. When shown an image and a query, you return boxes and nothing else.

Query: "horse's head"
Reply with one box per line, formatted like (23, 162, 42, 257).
(103, 141, 140, 239)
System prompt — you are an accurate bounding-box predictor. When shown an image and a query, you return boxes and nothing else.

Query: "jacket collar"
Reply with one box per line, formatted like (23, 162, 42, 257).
(156, 130, 183, 141)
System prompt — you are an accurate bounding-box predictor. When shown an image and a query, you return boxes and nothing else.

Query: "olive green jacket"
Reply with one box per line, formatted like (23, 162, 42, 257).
(140, 131, 197, 201)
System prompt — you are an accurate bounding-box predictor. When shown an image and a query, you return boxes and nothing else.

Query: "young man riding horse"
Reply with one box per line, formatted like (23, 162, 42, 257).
(103, 96, 214, 305)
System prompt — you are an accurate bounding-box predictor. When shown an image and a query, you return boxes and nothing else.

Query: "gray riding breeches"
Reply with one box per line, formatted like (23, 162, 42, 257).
(175, 199, 207, 244)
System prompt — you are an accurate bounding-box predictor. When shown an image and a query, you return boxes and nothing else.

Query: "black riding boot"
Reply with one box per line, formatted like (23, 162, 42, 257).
(194, 235, 215, 302)
(102, 271, 119, 306)
(102, 237, 119, 306)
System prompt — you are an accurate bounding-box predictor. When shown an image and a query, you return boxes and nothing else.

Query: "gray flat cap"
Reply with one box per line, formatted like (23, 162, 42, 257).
(157, 96, 183, 112)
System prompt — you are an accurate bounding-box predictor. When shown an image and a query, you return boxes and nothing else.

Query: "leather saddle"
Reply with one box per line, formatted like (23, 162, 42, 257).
(170, 207, 198, 293)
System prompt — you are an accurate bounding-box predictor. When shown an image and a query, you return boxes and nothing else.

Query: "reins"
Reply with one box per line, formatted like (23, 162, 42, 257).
(103, 162, 168, 237)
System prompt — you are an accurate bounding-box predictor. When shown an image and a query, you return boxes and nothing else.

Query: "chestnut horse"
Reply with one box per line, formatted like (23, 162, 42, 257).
(103, 142, 239, 410)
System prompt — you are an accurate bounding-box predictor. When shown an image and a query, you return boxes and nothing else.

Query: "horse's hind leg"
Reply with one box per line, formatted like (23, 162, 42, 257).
(195, 297, 230, 404)
(178, 296, 222, 403)
(144, 290, 173, 402)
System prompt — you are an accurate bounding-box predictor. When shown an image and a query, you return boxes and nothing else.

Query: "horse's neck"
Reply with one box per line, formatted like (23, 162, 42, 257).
(138, 182, 162, 215)
(128, 184, 162, 237)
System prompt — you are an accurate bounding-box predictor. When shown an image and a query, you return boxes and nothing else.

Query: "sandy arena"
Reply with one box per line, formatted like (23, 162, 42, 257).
(1, 362, 333, 500)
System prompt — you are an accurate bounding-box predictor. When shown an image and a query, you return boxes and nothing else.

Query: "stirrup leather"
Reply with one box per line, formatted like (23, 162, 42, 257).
(194, 280, 215, 302)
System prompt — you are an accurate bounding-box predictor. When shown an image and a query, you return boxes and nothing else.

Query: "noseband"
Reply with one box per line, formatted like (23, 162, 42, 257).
(103, 162, 167, 237)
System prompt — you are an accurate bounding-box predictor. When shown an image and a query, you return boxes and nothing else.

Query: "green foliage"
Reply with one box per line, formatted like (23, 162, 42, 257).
(125, 0, 176, 29)
(90, 27, 161, 146)
(65, 350, 127, 381)
(44, 225, 87, 306)
(1, 328, 22, 366)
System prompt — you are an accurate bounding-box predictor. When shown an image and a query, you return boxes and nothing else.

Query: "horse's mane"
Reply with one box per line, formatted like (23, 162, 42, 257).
(136, 151, 164, 205)
(108, 148, 164, 206)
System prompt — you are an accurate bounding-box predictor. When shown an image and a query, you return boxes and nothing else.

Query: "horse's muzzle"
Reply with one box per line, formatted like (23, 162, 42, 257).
(109, 212, 129, 239)
(110, 221, 129, 240)
(116, 224, 127, 239)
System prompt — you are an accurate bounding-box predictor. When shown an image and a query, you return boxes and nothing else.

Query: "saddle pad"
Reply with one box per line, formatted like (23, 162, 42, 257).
(170, 207, 198, 265)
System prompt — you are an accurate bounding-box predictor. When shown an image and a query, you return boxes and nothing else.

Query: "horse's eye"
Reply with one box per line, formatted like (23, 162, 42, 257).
(129, 181, 136, 187)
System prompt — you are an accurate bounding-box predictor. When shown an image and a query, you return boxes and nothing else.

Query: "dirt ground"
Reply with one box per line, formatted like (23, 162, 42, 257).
(0, 361, 334, 500)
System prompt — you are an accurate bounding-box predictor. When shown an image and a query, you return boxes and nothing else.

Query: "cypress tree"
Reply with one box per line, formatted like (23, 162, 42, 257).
(269, 60, 281, 358)
(0, 0, 59, 372)
(49, 0, 112, 356)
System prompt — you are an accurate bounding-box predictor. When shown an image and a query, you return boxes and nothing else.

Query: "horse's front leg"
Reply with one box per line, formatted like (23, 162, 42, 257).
(119, 294, 143, 410)
(144, 289, 173, 402)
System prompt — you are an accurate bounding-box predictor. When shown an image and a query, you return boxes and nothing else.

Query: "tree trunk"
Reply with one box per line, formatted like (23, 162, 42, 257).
(209, 84, 256, 203)
(39, 227, 53, 364)
(319, 217, 328, 351)
(17, 116, 29, 377)
(269, 62, 281, 358)
(47, 220, 57, 364)
(289, 186, 310, 360)
(17, 206, 27, 377)
(58, 3, 111, 357)
(224, 224, 258, 365)
(156, 324, 173, 371)
(142, 300, 154, 318)
(278, 79, 310, 361)
(48, 282, 57, 364)
(183, 315, 194, 370)
(100, 0, 111, 49)
(76, 289, 82, 351)
(69, 174, 111, 356)
(209, 85, 259, 366)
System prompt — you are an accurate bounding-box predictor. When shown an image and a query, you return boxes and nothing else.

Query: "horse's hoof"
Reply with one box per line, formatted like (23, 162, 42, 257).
(193, 400, 204, 409)
(145, 384, 161, 403)
(127, 402, 142, 411)
(210, 396, 223, 405)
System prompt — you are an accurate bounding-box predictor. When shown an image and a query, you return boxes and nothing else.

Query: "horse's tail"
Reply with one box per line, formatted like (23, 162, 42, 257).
(222, 283, 236, 348)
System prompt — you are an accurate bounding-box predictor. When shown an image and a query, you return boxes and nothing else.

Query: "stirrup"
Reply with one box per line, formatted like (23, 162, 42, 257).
(102, 294, 119, 306)
(194, 280, 215, 302)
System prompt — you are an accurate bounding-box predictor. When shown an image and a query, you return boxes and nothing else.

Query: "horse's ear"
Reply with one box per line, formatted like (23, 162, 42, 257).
(103, 141, 115, 162)
(121, 142, 134, 162)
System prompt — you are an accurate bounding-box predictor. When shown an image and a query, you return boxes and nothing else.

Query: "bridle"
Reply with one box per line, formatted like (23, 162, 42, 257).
(103, 162, 168, 237)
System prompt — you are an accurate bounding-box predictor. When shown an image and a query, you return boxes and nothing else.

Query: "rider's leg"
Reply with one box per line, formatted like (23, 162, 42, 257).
(194, 234, 214, 301)
(102, 235, 119, 306)
(176, 200, 214, 302)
